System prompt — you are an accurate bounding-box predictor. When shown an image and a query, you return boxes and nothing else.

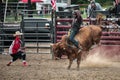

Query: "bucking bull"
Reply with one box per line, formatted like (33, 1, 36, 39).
(51, 25, 102, 70)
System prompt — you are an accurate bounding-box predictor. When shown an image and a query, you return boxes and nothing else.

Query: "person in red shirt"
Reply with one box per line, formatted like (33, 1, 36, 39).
(7, 31, 27, 66)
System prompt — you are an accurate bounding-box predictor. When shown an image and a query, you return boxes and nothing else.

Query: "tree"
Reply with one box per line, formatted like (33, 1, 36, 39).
(2, 0, 20, 2)
(71, 0, 113, 6)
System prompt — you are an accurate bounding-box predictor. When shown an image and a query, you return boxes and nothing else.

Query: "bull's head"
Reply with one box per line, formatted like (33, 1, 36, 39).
(51, 35, 70, 59)
(51, 42, 64, 60)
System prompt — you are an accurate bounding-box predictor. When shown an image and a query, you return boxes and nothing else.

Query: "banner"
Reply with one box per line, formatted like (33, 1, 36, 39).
(51, 0, 56, 10)
(115, 0, 119, 5)
(21, 0, 43, 3)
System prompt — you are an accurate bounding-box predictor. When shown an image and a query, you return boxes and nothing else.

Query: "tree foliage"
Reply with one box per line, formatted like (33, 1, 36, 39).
(71, 0, 113, 6)
(3, 0, 18, 2)
(4, 0, 114, 6)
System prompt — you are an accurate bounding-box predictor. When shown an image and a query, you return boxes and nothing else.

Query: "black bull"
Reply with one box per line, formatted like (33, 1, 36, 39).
(52, 25, 102, 70)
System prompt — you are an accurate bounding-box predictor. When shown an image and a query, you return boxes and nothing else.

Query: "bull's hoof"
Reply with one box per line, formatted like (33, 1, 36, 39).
(67, 68, 70, 70)
(77, 67, 80, 71)
(55, 57, 60, 60)
(67, 66, 70, 70)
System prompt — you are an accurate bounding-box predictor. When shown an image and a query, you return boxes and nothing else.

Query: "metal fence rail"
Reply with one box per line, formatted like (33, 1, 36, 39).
(55, 11, 73, 42)
(0, 21, 52, 54)
(0, 9, 53, 54)
(21, 15, 52, 53)
(0, 22, 21, 53)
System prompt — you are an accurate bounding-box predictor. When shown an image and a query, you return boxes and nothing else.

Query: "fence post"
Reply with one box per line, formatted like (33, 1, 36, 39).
(51, 9, 56, 59)
(0, 23, 4, 54)
(36, 22, 39, 54)
(51, 9, 56, 43)
(20, 13, 25, 47)
(54, 11, 56, 43)
(0, 3, 4, 22)
(50, 44, 54, 59)
(51, 10, 54, 43)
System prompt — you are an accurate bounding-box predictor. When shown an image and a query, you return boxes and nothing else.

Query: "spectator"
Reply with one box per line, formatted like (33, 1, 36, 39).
(114, 0, 120, 16)
(113, 0, 120, 25)
(87, 0, 102, 18)
(7, 31, 27, 66)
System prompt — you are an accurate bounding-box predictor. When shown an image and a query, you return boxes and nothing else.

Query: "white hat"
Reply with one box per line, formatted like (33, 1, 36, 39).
(45, 23, 50, 26)
(13, 31, 23, 36)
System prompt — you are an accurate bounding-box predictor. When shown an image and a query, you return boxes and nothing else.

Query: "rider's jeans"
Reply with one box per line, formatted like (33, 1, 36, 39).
(69, 28, 79, 48)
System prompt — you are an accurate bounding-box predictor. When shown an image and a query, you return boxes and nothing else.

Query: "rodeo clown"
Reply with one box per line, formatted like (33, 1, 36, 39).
(7, 31, 27, 66)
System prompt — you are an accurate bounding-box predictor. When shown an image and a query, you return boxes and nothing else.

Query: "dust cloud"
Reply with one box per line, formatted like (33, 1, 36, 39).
(81, 52, 118, 68)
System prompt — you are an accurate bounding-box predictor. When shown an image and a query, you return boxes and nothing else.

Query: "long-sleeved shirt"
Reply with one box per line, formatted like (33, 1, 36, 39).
(87, 2, 102, 18)
(9, 36, 22, 54)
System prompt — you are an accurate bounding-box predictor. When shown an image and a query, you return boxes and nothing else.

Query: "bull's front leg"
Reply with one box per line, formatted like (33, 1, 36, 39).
(67, 58, 73, 70)
(77, 59, 80, 70)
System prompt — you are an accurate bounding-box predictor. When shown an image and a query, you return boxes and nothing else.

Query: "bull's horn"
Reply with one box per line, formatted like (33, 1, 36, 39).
(55, 57, 60, 60)
(50, 43, 54, 46)
(63, 48, 66, 50)
(78, 49, 81, 53)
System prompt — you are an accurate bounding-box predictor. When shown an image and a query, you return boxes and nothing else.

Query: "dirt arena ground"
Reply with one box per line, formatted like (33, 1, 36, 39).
(0, 53, 120, 80)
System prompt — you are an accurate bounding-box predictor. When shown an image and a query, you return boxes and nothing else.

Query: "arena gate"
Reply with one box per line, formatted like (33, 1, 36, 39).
(20, 10, 53, 54)
(0, 10, 53, 54)
(54, 11, 120, 60)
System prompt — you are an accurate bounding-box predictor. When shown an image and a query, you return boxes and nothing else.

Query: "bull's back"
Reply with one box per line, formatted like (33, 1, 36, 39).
(75, 26, 93, 49)
(75, 26, 91, 42)
(75, 25, 102, 49)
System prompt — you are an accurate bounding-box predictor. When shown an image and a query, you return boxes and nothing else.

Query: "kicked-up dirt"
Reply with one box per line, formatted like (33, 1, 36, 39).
(0, 53, 120, 80)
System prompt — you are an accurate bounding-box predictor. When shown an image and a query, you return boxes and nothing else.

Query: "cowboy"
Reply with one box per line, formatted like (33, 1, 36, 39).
(69, 10, 83, 48)
(7, 31, 27, 66)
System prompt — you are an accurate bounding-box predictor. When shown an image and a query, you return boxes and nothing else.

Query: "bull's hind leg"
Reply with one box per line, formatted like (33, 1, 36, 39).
(67, 58, 73, 70)
(77, 52, 82, 70)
